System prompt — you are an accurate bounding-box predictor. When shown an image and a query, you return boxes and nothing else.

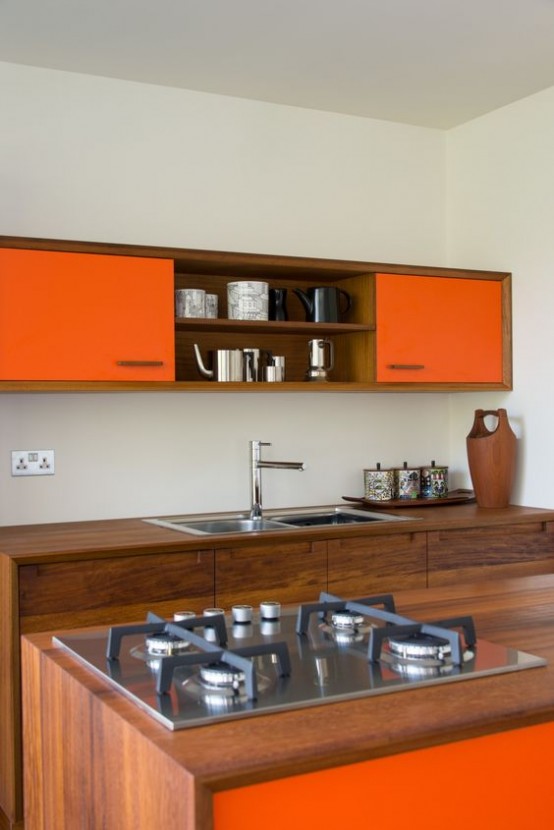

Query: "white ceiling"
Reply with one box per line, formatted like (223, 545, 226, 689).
(2, 0, 554, 129)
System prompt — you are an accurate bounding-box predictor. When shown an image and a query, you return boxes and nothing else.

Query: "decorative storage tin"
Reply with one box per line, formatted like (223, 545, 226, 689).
(420, 461, 449, 499)
(363, 464, 395, 501)
(394, 463, 421, 500)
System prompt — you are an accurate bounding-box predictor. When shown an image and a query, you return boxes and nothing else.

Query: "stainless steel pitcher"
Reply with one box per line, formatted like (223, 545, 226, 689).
(193, 344, 244, 382)
(306, 338, 334, 382)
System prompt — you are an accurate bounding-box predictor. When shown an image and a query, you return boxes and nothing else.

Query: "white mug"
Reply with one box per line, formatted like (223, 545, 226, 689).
(227, 281, 269, 321)
(205, 293, 219, 319)
(175, 288, 205, 318)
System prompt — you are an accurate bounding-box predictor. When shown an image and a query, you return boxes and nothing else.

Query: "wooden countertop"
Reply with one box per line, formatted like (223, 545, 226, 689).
(22, 573, 554, 793)
(3, 502, 554, 562)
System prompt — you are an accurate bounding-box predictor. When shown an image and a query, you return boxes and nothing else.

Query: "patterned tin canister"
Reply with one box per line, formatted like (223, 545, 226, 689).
(363, 464, 395, 501)
(394, 463, 421, 500)
(420, 461, 449, 499)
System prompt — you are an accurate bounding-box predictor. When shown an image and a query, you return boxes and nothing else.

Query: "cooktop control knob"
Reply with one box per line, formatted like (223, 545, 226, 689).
(232, 604, 253, 624)
(260, 600, 281, 620)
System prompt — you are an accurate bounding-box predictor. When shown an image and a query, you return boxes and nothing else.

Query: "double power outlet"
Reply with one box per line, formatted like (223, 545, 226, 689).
(11, 450, 55, 477)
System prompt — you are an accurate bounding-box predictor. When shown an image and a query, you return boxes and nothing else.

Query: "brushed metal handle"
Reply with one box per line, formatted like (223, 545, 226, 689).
(116, 360, 165, 367)
(387, 364, 425, 370)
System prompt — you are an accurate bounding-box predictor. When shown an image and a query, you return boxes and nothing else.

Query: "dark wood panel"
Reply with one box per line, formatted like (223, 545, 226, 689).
(18, 550, 215, 633)
(215, 541, 327, 607)
(327, 532, 427, 597)
(428, 522, 554, 586)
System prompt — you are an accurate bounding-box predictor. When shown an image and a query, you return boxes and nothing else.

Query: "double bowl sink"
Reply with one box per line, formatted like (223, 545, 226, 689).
(146, 505, 413, 536)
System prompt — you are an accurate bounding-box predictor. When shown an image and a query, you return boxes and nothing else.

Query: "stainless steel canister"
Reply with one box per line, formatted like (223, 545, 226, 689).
(394, 463, 421, 499)
(420, 461, 448, 498)
(363, 464, 395, 501)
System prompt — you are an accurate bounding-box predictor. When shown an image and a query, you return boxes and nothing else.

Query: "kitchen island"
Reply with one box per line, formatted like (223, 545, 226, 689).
(21, 574, 554, 829)
(3, 502, 554, 829)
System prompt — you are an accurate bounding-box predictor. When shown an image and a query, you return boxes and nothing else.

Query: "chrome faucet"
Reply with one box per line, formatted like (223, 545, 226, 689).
(249, 440, 305, 520)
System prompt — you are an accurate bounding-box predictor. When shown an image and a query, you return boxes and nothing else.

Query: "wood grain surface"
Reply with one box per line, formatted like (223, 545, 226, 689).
(22, 574, 554, 829)
(3, 503, 554, 828)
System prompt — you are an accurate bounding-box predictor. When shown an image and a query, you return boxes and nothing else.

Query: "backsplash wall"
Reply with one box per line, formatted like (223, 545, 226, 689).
(0, 61, 453, 525)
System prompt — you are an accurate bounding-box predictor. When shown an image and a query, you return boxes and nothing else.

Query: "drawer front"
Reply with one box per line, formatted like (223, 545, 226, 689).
(428, 522, 554, 586)
(215, 541, 327, 607)
(19, 550, 214, 633)
(327, 532, 427, 597)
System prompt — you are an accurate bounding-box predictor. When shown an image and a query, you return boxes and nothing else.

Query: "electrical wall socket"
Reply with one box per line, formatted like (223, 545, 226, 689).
(11, 450, 55, 477)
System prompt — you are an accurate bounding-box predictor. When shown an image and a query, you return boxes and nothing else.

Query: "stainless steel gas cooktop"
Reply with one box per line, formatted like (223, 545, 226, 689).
(53, 592, 546, 731)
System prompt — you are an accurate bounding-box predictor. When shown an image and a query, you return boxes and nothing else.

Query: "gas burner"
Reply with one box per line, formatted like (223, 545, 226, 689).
(199, 661, 245, 691)
(181, 665, 272, 705)
(145, 633, 192, 657)
(331, 610, 365, 630)
(380, 632, 476, 678)
(130, 634, 192, 667)
(318, 609, 370, 643)
(389, 659, 456, 679)
(388, 632, 452, 662)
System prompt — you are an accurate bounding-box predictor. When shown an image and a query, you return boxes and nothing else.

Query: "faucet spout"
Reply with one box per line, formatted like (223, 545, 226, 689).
(249, 440, 304, 520)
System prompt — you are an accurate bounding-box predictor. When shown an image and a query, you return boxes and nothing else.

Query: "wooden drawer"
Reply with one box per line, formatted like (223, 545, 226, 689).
(428, 522, 554, 586)
(215, 540, 327, 607)
(327, 532, 427, 597)
(18, 550, 214, 633)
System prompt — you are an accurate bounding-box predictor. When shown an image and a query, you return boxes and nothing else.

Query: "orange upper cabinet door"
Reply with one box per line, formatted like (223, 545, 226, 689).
(0, 249, 175, 381)
(376, 273, 504, 383)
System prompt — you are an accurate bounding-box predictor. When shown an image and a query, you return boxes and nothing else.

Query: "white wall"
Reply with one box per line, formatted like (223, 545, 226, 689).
(0, 62, 452, 525)
(446, 85, 554, 508)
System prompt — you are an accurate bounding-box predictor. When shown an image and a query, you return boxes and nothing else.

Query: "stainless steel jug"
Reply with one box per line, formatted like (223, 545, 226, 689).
(193, 344, 244, 382)
(306, 338, 334, 382)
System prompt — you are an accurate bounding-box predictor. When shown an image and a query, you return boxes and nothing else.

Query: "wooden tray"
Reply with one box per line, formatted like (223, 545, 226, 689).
(342, 489, 476, 509)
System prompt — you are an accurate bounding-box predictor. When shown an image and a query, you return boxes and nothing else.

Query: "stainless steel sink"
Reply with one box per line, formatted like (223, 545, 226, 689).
(153, 517, 291, 535)
(145, 505, 413, 536)
(271, 509, 397, 527)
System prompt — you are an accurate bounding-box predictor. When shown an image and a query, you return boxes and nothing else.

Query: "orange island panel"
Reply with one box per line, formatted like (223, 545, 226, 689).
(214, 720, 554, 830)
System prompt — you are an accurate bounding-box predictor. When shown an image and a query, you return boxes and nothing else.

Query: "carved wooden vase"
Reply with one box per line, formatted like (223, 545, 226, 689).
(466, 409, 517, 508)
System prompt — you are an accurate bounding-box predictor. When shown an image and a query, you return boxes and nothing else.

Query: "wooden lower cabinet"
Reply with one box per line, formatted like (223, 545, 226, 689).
(215, 540, 327, 607)
(327, 532, 427, 597)
(1, 548, 214, 830)
(428, 521, 554, 586)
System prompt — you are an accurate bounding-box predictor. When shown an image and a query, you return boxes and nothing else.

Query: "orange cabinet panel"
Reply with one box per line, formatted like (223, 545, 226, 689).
(0, 248, 175, 380)
(376, 273, 503, 383)
(215, 721, 554, 830)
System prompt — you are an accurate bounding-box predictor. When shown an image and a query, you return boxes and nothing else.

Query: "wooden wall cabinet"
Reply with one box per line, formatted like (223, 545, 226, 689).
(0, 247, 175, 381)
(0, 235, 512, 392)
(375, 273, 505, 383)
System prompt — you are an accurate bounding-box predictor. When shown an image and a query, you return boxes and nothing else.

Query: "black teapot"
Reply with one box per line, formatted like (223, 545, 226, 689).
(293, 286, 351, 323)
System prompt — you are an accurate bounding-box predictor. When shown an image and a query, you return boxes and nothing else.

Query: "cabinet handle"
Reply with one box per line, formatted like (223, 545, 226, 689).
(116, 360, 165, 367)
(387, 364, 425, 370)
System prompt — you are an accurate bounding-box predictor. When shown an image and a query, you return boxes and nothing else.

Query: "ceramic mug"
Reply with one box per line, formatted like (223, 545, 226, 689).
(175, 288, 205, 318)
(227, 281, 269, 321)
